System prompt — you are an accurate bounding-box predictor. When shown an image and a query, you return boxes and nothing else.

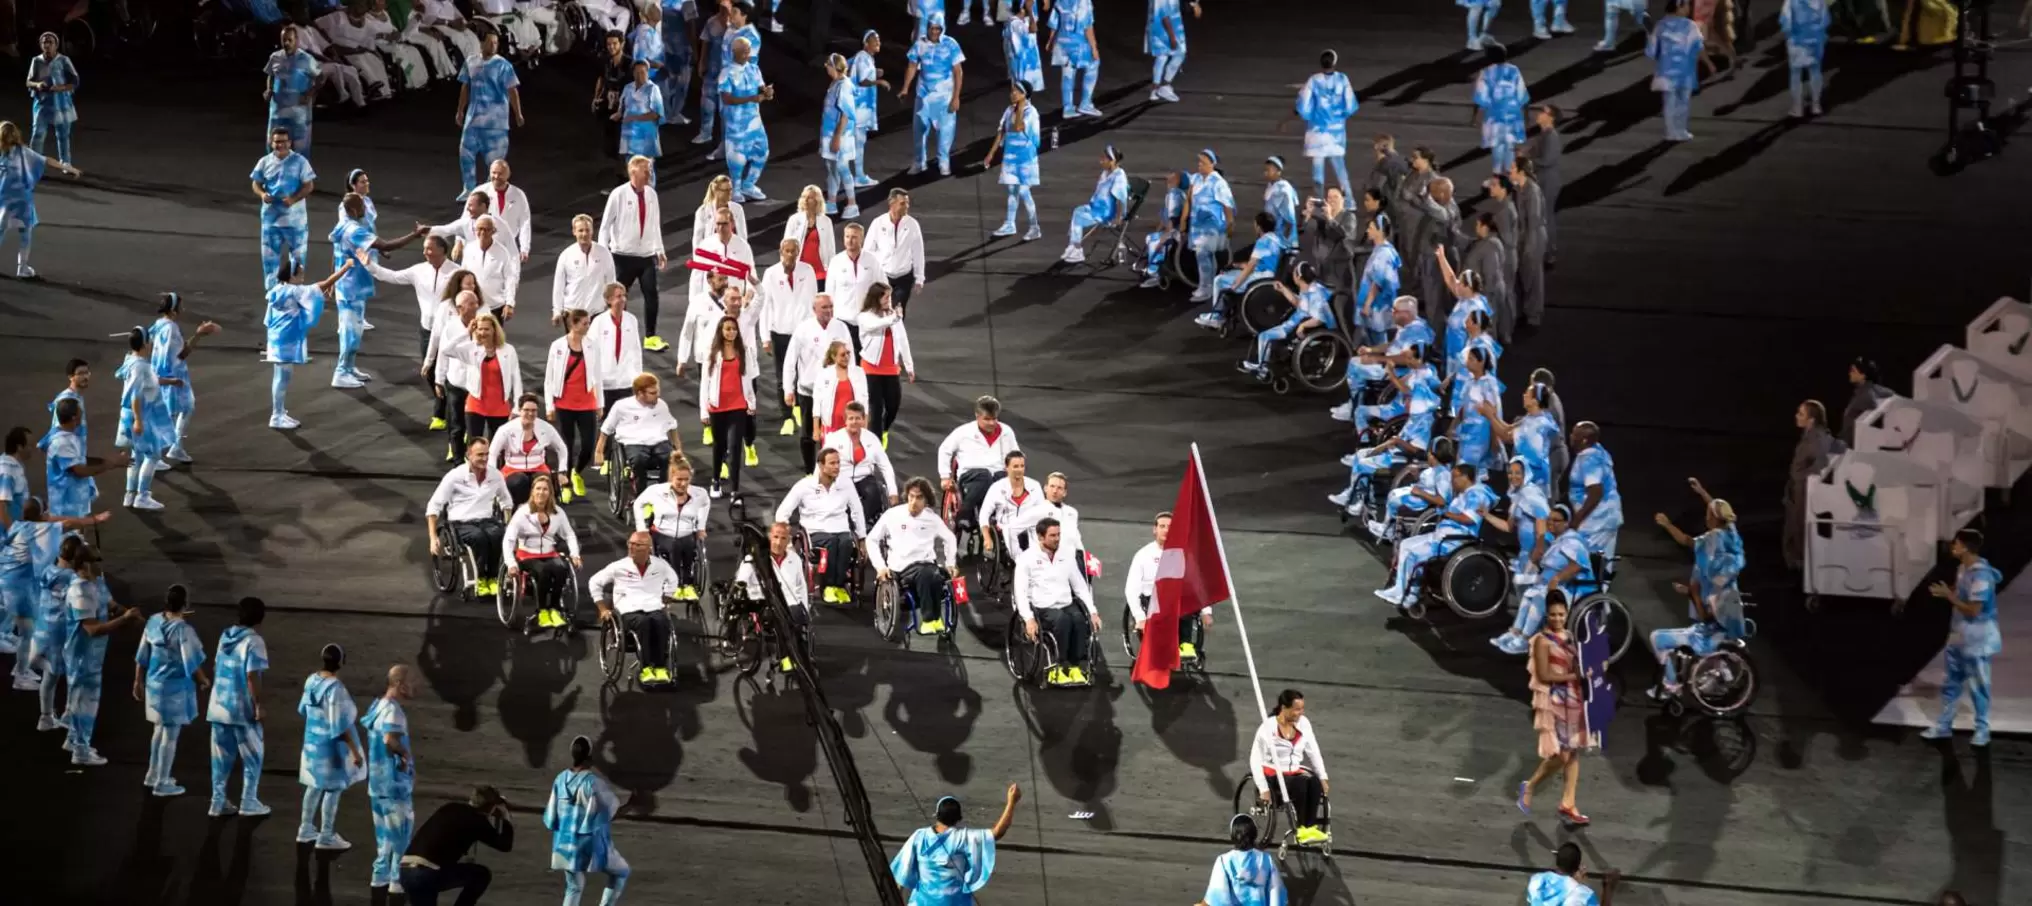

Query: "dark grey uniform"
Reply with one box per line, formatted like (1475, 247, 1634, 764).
(1512, 176, 1547, 328)
(1521, 125, 1563, 257)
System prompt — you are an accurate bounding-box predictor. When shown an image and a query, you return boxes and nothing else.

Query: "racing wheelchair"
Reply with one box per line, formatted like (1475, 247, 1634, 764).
(1230, 774, 1334, 862)
(1004, 604, 1102, 689)
(430, 511, 504, 611)
(1072, 176, 1151, 271)
(1655, 594, 1759, 719)
(500, 556, 582, 639)
(603, 438, 668, 527)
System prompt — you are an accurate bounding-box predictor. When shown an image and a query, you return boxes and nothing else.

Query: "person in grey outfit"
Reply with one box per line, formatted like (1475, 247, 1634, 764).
(1463, 213, 1513, 345)
(1406, 175, 1465, 328)
(1300, 188, 1363, 294)
(1786, 399, 1842, 570)
(1841, 357, 1894, 447)
(1520, 105, 1562, 263)
(1509, 158, 1548, 329)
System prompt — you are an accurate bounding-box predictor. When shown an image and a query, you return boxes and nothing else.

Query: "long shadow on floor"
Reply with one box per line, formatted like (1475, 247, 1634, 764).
(1937, 745, 2003, 906)
(497, 632, 587, 768)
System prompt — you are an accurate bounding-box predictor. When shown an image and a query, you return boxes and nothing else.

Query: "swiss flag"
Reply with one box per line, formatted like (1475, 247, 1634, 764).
(687, 247, 752, 280)
(1133, 450, 1231, 690)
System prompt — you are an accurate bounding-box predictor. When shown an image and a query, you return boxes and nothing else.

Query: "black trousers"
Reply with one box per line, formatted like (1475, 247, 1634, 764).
(899, 562, 948, 620)
(622, 608, 672, 667)
(613, 253, 662, 337)
(1265, 771, 1326, 829)
(466, 412, 508, 446)
(452, 519, 505, 577)
(795, 392, 817, 472)
(418, 325, 433, 364)
(601, 387, 632, 414)
(853, 473, 887, 524)
(398, 861, 492, 906)
(957, 468, 1001, 529)
(444, 385, 471, 453)
(504, 470, 549, 508)
(709, 408, 749, 491)
(769, 332, 795, 423)
(1037, 603, 1093, 666)
(620, 441, 671, 486)
(811, 530, 854, 590)
(520, 555, 571, 613)
(866, 373, 903, 437)
(558, 407, 598, 472)
(652, 532, 701, 586)
(888, 272, 917, 317)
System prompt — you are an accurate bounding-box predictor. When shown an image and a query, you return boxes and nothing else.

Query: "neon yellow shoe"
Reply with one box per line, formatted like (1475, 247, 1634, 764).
(679, 586, 698, 602)
(1179, 642, 1198, 659)
(918, 618, 946, 635)
(779, 657, 794, 672)
(571, 471, 588, 496)
(719, 463, 729, 480)
(445, 443, 457, 463)
(1295, 826, 1329, 845)
(702, 425, 714, 445)
(428, 417, 447, 431)
(880, 431, 890, 449)
(643, 335, 669, 352)
(1045, 666, 1066, 685)
(744, 444, 759, 467)
(779, 418, 797, 436)
(599, 461, 611, 476)
(560, 486, 575, 505)
(639, 666, 657, 683)
(1066, 666, 1088, 684)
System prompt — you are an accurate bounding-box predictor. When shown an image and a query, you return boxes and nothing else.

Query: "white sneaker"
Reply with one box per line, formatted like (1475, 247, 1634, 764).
(1158, 85, 1180, 103)
(1061, 245, 1086, 264)
(1592, 40, 1615, 51)
(709, 481, 724, 500)
(1186, 290, 1213, 304)
(1329, 402, 1353, 422)
(390, 881, 405, 895)
(208, 801, 238, 817)
(1022, 225, 1043, 242)
(1788, 104, 1804, 119)
(1137, 275, 1161, 289)
(13, 676, 42, 692)
(742, 186, 768, 201)
(692, 133, 715, 145)
(122, 493, 135, 507)
(332, 373, 366, 389)
(1327, 489, 1351, 507)
(992, 223, 1018, 238)
(1373, 587, 1404, 606)
(1077, 105, 1102, 118)
(1533, 27, 1552, 39)
(130, 495, 166, 511)
(239, 799, 272, 817)
(957, 12, 972, 24)
(315, 834, 353, 852)
(708, 146, 725, 161)
(1919, 725, 1952, 740)
(269, 414, 301, 431)
(842, 205, 860, 219)
(908, 164, 925, 176)
(167, 446, 193, 463)
(71, 749, 108, 767)
(15, 265, 35, 279)
(153, 783, 187, 797)
(35, 715, 61, 731)
(855, 176, 878, 188)
(361, 320, 376, 331)
(938, 163, 951, 177)
(1365, 518, 1390, 539)
(1149, 89, 1164, 103)
(769, 20, 783, 32)
(296, 827, 320, 844)
(1339, 453, 1357, 467)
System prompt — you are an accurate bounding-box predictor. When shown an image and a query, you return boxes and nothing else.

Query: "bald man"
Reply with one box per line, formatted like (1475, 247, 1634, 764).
(591, 532, 683, 683)
(363, 665, 418, 895)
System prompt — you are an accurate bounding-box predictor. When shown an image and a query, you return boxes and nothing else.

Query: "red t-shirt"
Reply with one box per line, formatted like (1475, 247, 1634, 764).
(801, 226, 827, 280)
(849, 431, 867, 464)
(711, 355, 747, 413)
(469, 355, 511, 417)
(829, 375, 854, 430)
(862, 328, 900, 377)
(557, 349, 597, 412)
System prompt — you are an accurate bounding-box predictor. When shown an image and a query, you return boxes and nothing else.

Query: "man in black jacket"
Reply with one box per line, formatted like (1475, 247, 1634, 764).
(399, 785, 516, 906)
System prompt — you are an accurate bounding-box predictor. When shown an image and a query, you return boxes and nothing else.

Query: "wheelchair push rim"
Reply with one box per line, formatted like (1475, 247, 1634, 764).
(1571, 594, 1636, 666)
(874, 579, 904, 643)
(1291, 333, 1351, 394)
(1240, 282, 1295, 336)
(1688, 648, 1757, 716)
(1440, 548, 1512, 620)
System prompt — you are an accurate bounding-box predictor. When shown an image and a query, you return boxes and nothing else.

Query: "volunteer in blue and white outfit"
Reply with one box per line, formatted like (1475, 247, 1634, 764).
(1352, 216, 1400, 345)
(1134, 170, 1187, 289)
(456, 29, 524, 198)
(1471, 45, 1530, 173)
(1566, 421, 1622, 562)
(208, 596, 271, 818)
(266, 257, 350, 430)
(660, 0, 697, 126)
(1461, 0, 1504, 50)
(1294, 51, 1358, 199)
(983, 83, 1043, 241)
(1262, 157, 1301, 249)
(545, 735, 630, 906)
(250, 127, 316, 291)
(363, 665, 419, 897)
(1531, 0, 1577, 38)
(1436, 253, 1494, 374)
(6, 498, 102, 689)
(1377, 465, 1500, 608)
(1598, 0, 1652, 50)
(617, 61, 666, 183)
(1484, 457, 1551, 652)
(331, 197, 426, 389)
(959, 0, 1009, 26)
(1780, 0, 1830, 118)
(1146, 0, 1198, 104)
(891, 784, 1022, 906)
(28, 533, 83, 728)
(1183, 149, 1235, 304)
(134, 584, 208, 796)
(147, 297, 216, 467)
(1921, 529, 2004, 746)
(42, 397, 111, 520)
(27, 33, 80, 166)
(1194, 211, 1280, 331)
(1486, 383, 1558, 496)
(1060, 144, 1128, 264)
(1644, 0, 1706, 141)
(1048, 0, 1101, 118)
(1198, 814, 1287, 906)
(1242, 261, 1333, 377)
(849, 31, 887, 187)
(719, 37, 773, 201)
(902, 14, 965, 177)
(115, 328, 176, 511)
(1328, 354, 1441, 525)
(630, 3, 667, 114)
(1451, 346, 1505, 475)
(1007, 1, 1045, 99)
(264, 25, 320, 156)
(1, 119, 78, 280)
(1498, 503, 1594, 653)
(298, 643, 366, 851)
(63, 548, 136, 766)
(1528, 843, 1616, 906)
(1646, 480, 1745, 699)
(910, 0, 945, 38)
(708, 2, 764, 165)
(821, 54, 861, 220)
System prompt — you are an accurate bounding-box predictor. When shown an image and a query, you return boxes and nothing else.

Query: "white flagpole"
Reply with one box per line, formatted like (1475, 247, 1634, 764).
(1189, 444, 1292, 809)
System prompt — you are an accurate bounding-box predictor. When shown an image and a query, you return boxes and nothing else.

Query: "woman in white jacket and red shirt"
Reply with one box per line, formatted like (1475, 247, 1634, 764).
(440, 312, 524, 443)
(544, 310, 607, 504)
(782, 186, 837, 285)
(700, 316, 761, 503)
(490, 394, 571, 507)
(502, 473, 584, 631)
(811, 339, 869, 450)
(855, 283, 915, 444)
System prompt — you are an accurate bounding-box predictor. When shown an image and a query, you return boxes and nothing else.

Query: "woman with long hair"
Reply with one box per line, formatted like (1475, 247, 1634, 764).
(1520, 592, 1592, 826)
(504, 473, 583, 631)
(442, 312, 523, 443)
(544, 309, 603, 504)
(783, 184, 836, 283)
(856, 283, 914, 443)
(691, 174, 749, 251)
(701, 316, 758, 503)
(811, 339, 869, 445)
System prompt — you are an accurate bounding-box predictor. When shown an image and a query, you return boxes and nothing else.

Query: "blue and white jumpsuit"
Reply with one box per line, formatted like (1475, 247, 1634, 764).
(1602, 0, 1653, 49)
(30, 561, 76, 725)
(39, 422, 93, 519)
(1442, 293, 1494, 378)
(1502, 473, 1553, 589)
(264, 47, 320, 155)
(265, 281, 328, 424)
(250, 149, 316, 289)
(1382, 482, 1499, 606)
(697, 12, 727, 138)
(297, 671, 364, 848)
(1501, 527, 1595, 653)
(849, 42, 883, 184)
(909, 25, 966, 172)
(150, 327, 194, 463)
(0, 143, 50, 274)
(1069, 164, 1129, 251)
(1050, 0, 1100, 115)
(2, 518, 64, 688)
(1460, 0, 1503, 49)
(711, 21, 764, 160)
(1186, 165, 1234, 299)
(458, 54, 521, 197)
(1567, 444, 1623, 561)
(1341, 365, 1440, 507)
(116, 351, 174, 503)
(1252, 281, 1334, 369)
(1645, 15, 1703, 140)
(1201, 847, 1285, 906)
(1348, 319, 1433, 415)
(995, 102, 1043, 236)
(362, 695, 415, 891)
(61, 574, 114, 759)
(1265, 176, 1300, 249)
(1473, 62, 1530, 173)
(329, 216, 381, 383)
(1452, 369, 1505, 478)
(719, 58, 771, 198)
(1146, 0, 1189, 93)
(821, 71, 860, 214)
(1649, 523, 1746, 688)
(136, 612, 206, 794)
(1354, 240, 1401, 345)
(208, 625, 269, 814)
(545, 767, 631, 906)
(1207, 231, 1282, 320)
(629, 21, 667, 103)
(891, 824, 999, 905)
(1296, 69, 1358, 198)
(1373, 458, 1453, 541)
(1008, 7, 1046, 95)
(1510, 410, 1560, 499)
(1780, 0, 1830, 115)
(659, 0, 697, 125)
(1141, 179, 1186, 277)
(27, 52, 80, 164)
(1930, 557, 2003, 741)
(1532, 0, 1576, 37)
(620, 79, 667, 183)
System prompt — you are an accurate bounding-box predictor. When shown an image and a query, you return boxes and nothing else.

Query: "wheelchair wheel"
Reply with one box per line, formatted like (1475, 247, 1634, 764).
(596, 618, 624, 686)
(430, 538, 461, 594)
(499, 568, 527, 630)
(1408, 507, 1443, 537)
(1240, 282, 1294, 336)
(1571, 594, 1635, 666)
(727, 611, 765, 678)
(1119, 604, 1141, 662)
(874, 578, 904, 643)
(1003, 612, 1047, 684)
(1229, 775, 1290, 850)
(1167, 241, 1230, 290)
(1688, 647, 1758, 717)
(605, 458, 630, 526)
(1440, 548, 1511, 620)
(1291, 333, 1352, 394)
(693, 553, 718, 639)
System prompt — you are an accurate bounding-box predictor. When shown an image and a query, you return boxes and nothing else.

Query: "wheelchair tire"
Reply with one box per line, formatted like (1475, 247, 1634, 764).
(1271, 376, 1293, 395)
(605, 459, 629, 526)
(1119, 604, 1140, 662)
(596, 619, 624, 686)
(1240, 282, 1294, 336)
(694, 554, 718, 639)
(874, 579, 904, 643)
(1291, 333, 1352, 394)
(498, 570, 526, 630)
(728, 612, 765, 678)
(1688, 648, 1758, 717)
(430, 550, 461, 595)
(1003, 613, 1043, 683)
(1571, 594, 1635, 666)
(1440, 548, 1511, 620)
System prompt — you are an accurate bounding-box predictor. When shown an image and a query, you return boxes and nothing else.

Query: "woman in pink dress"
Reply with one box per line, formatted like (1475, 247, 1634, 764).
(1519, 592, 1593, 826)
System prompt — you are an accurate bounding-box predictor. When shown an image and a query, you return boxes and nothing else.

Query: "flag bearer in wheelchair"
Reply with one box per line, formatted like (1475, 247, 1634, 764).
(777, 447, 868, 604)
(1059, 145, 1129, 265)
(1645, 480, 1746, 701)
(1493, 503, 1593, 655)
(1241, 261, 1333, 379)
(1135, 170, 1188, 289)
(979, 450, 1045, 557)
(868, 477, 959, 635)
(1331, 296, 1431, 425)
(592, 532, 683, 685)
(937, 395, 1022, 536)
(504, 474, 583, 630)
(1013, 518, 1098, 686)
(428, 438, 514, 598)
(1194, 212, 1282, 332)
(1124, 512, 1214, 660)
(735, 521, 810, 673)
(1375, 465, 1499, 609)
(1328, 348, 1440, 522)
(634, 453, 709, 602)
(1922, 529, 2002, 746)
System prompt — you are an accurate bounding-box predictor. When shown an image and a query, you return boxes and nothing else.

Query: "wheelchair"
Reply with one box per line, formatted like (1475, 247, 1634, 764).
(1075, 176, 1151, 270)
(1119, 605, 1209, 680)
(1163, 235, 1232, 292)
(652, 533, 716, 637)
(1232, 259, 1300, 337)
(1341, 457, 1425, 540)
(1254, 321, 1355, 397)
(1230, 774, 1334, 862)
(604, 438, 665, 526)
(430, 514, 503, 610)
(716, 579, 815, 689)
(597, 605, 683, 689)
(1351, 381, 1408, 450)
(789, 524, 864, 609)
(1392, 514, 1514, 623)
(874, 562, 958, 648)
(1565, 553, 1635, 667)
(1658, 596, 1759, 719)
(1004, 606, 1101, 688)
(500, 556, 582, 639)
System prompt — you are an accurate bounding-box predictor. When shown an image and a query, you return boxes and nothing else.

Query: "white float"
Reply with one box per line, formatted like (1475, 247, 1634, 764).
(1852, 395, 1985, 539)
(1911, 345, 2032, 489)
(1965, 296, 2032, 382)
(1802, 451, 1941, 604)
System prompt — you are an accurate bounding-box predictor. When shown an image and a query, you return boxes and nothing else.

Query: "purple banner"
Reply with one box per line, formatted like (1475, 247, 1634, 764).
(1579, 606, 1616, 749)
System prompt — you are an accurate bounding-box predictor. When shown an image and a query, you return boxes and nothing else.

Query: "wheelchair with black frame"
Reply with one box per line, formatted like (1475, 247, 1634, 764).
(874, 553, 960, 649)
(1341, 437, 1454, 546)
(941, 454, 1001, 568)
(1389, 506, 1515, 624)
(1230, 773, 1334, 863)
(1209, 255, 1297, 341)
(1141, 227, 1232, 294)
(1005, 597, 1103, 689)
(788, 521, 866, 609)
(1120, 599, 1211, 680)
(1069, 175, 1151, 270)
(430, 506, 505, 611)
(647, 528, 714, 636)
(1651, 591, 1759, 719)
(1241, 275, 1356, 397)
(501, 552, 581, 640)
(603, 437, 670, 526)
(596, 595, 685, 690)
(1564, 552, 1636, 666)
(716, 571, 816, 690)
